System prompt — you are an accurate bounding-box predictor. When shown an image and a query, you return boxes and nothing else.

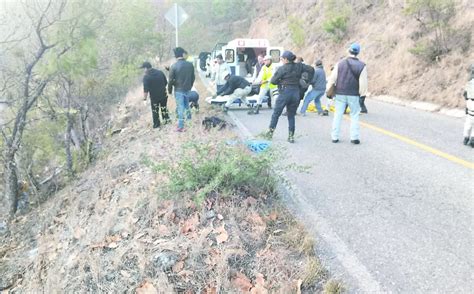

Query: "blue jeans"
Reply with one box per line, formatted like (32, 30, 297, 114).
(175, 91, 191, 129)
(331, 94, 361, 140)
(300, 89, 324, 114)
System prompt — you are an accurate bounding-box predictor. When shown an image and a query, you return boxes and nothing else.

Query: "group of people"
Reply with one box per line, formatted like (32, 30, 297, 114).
(141, 47, 199, 132)
(142, 43, 368, 143)
(209, 42, 368, 144)
(142, 43, 471, 148)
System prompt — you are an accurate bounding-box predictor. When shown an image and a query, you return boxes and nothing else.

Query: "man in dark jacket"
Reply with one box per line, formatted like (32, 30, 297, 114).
(215, 73, 251, 112)
(265, 50, 314, 143)
(168, 47, 195, 132)
(141, 61, 170, 128)
(300, 59, 327, 116)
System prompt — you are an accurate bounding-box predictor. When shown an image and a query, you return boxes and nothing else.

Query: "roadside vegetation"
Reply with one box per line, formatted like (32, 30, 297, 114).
(0, 0, 168, 220)
(404, 0, 470, 62)
(288, 16, 306, 47)
(0, 84, 343, 292)
(322, 0, 352, 42)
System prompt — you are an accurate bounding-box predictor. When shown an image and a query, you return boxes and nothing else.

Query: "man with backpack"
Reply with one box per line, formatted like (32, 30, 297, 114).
(326, 43, 368, 144)
(264, 50, 314, 143)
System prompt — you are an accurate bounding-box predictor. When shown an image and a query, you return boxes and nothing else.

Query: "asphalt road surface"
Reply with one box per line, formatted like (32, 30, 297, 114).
(200, 72, 473, 293)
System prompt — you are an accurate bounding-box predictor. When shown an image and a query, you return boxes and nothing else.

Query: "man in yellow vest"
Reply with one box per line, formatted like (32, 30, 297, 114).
(248, 55, 277, 115)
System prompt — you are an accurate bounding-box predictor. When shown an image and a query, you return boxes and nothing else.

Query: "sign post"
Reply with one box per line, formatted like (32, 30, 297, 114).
(165, 3, 188, 47)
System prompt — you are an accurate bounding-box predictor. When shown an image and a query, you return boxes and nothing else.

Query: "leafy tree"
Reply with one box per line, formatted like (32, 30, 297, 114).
(322, 0, 352, 42)
(405, 0, 456, 61)
(288, 16, 305, 47)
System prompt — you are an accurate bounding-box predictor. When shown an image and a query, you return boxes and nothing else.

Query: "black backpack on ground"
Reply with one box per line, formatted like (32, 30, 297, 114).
(202, 116, 227, 130)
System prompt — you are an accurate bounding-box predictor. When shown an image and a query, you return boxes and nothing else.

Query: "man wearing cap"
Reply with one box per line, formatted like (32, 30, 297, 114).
(168, 47, 195, 132)
(326, 42, 368, 144)
(215, 73, 251, 112)
(141, 61, 170, 129)
(300, 59, 327, 116)
(264, 50, 314, 143)
(211, 54, 230, 92)
(248, 55, 277, 115)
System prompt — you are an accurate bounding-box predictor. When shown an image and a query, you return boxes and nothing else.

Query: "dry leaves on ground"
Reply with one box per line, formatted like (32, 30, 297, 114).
(180, 213, 200, 234)
(215, 224, 229, 244)
(172, 261, 185, 273)
(136, 281, 158, 294)
(232, 272, 253, 292)
(246, 212, 266, 236)
(250, 273, 268, 294)
(73, 227, 85, 239)
(90, 234, 122, 249)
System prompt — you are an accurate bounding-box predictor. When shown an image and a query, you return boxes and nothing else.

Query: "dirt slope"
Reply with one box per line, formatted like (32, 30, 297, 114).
(0, 82, 342, 293)
(248, 1, 473, 108)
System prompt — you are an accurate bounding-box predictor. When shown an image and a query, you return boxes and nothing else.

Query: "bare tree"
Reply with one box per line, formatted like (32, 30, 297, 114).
(1, 0, 68, 219)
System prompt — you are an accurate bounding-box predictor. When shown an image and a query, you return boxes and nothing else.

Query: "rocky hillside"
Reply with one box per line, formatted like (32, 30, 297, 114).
(247, 0, 473, 108)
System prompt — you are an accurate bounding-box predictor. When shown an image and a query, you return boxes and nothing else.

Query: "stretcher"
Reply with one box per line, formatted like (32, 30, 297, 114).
(205, 94, 270, 107)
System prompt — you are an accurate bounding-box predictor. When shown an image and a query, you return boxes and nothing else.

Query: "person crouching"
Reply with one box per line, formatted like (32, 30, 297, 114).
(214, 72, 252, 112)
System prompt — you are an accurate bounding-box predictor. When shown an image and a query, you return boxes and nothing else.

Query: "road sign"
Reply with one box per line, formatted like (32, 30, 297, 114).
(165, 4, 188, 47)
(165, 4, 188, 28)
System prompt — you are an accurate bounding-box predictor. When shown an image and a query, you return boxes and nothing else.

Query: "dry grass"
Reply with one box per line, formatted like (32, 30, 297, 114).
(282, 221, 316, 256)
(303, 256, 326, 287)
(249, 2, 474, 109)
(0, 79, 336, 293)
(324, 279, 345, 294)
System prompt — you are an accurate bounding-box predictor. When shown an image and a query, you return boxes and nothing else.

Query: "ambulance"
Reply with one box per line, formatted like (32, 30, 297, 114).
(219, 38, 282, 79)
(206, 38, 283, 108)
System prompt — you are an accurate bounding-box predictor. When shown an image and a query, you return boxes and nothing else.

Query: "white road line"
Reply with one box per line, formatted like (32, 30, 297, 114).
(288, 184, 384, 293)
(227, 111, 253, 139)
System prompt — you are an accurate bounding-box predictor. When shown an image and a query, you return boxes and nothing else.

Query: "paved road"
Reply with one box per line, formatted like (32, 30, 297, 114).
(200, 72, 473, 293)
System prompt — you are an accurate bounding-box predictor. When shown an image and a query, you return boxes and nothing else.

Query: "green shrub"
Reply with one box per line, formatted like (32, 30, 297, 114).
(405, 0, 456, 62)
(322, 15, 349, 41)
(288, 16, 305, 47)
(323, 0, 351, 42)
(142, 142, 276, 204)
(408, 41, 443, 62)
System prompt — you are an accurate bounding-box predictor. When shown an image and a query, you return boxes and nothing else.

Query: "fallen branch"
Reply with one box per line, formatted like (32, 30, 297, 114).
(39, 167, 62, 185)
